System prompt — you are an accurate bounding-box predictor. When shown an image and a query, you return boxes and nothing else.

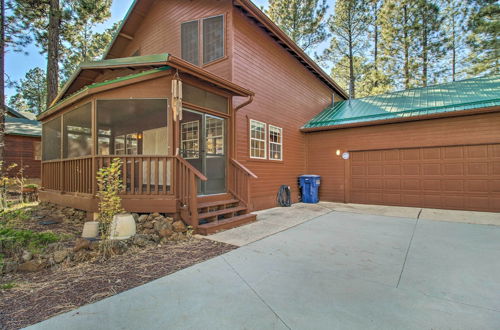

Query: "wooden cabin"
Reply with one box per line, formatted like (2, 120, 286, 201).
(5, 108, 42, 180)
(37, 0, 346, 234)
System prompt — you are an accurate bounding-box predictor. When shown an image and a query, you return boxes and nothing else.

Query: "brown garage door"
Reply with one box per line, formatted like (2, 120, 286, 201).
(349, 144, 500, 212)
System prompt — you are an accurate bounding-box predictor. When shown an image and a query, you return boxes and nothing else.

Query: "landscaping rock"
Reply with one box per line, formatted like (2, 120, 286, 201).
(18, 260, 48, 272)
(138, 214, 149, 223)
(53, 249, 70, 264)
(151, 212, 161, 218)
(73, 238, 91, 252)
(1, 261, 18, 274)
(132, 213, 139, 222)
(72, 250, 92, 263)
(143, 221, 154, 229)
(21, 250, 33, 262)
(154, 218, 172, 232)
(158, 228, 173, 238)
(172, 221, 187, 233)
(165, 217, 174, 224)
(132, 234, 151, 248)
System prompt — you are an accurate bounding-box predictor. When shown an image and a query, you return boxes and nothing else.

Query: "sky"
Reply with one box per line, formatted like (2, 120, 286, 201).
(5, 0, 326, 100)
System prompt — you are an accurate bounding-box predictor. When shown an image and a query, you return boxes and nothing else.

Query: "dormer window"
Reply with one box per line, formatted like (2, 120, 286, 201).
(181, 15, 224, 66)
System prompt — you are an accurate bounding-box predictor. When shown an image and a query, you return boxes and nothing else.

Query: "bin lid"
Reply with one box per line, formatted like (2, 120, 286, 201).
(299, 174, 320, 178)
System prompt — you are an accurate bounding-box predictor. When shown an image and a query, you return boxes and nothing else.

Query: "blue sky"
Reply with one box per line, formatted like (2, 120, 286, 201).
(5, 0, 321, 99)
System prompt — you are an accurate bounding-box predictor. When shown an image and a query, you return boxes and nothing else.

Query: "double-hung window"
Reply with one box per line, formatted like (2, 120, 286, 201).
(181, 15, 224, 66)
(249, 120, 266, 159)
(269, 125, 283, 160)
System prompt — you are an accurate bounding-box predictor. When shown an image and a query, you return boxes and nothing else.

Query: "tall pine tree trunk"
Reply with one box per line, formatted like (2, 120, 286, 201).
(403, 6, 410, 89)
(46, 0, 60, 108)
(451, 16, 456, 81)
(422, 26, 428, 87)
(0, 0, 5, 161)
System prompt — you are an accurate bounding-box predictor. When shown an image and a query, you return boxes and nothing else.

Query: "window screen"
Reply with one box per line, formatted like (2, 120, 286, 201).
(183, 83, 228, 113)
(203, 15, 224, 64)
(63, 103, 92, 158)
(181, 20, 199, 65)
(42, 117, 61, 161)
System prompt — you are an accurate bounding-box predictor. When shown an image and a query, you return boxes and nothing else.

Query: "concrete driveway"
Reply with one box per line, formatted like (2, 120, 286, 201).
(29, 211, 500, 329)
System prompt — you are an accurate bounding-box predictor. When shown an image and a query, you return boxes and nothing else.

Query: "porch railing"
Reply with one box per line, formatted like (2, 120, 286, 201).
(229, 158, 258, 208)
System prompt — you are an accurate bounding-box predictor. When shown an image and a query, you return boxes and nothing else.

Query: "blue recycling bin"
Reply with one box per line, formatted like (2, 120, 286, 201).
(299, 175, 321, 203)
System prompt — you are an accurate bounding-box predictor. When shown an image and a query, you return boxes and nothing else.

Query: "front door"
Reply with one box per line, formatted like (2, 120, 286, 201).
(180, 109, 226, 195)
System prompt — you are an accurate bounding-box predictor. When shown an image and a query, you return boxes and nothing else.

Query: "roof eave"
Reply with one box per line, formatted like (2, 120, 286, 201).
(301, 105, 500, 132)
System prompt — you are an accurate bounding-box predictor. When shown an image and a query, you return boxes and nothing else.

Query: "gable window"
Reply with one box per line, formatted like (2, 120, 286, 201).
(269, 125, 283, 160)
(181, 15, 224, 66)
(249, 119, 266, 159)
(181, 20, 199, 65)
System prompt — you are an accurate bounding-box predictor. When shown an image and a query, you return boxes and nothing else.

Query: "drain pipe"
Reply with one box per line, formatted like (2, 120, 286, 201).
(234, 95, 254, 112)
(231, 95, 254, 156)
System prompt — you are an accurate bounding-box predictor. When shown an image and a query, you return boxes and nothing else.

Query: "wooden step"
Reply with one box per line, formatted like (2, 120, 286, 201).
(197, 193, 233, 204)
(198, 205, 247, 220)
(197, 213, 257, 235)
(198, 198, 239, 209)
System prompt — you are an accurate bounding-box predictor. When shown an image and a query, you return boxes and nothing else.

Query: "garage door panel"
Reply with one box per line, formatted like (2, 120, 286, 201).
(467, 163, 488, 176)
(402, 179, 420, 190)
(444, 146, 464, 159)
(423, 179, 441, 191)
(443, 180, 464, 192)
(443, 163, 464, 176)
(423, 163, 441, 175)
(349, 144, 499, 212)
(467, 145, 488, 158)
(422, 148, 441, 160)
(402, 164, 420, 175)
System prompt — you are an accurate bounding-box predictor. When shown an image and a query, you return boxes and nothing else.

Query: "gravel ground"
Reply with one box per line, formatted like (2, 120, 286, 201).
(0, 238, 236, 330)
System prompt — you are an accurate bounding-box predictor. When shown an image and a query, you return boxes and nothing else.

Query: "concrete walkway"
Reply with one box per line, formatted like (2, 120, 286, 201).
(208, 202, 500, 246)
(29, 211, 500, 329)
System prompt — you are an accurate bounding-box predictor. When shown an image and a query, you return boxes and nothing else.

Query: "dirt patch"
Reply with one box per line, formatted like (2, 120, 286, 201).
(0, 238, 236, 330)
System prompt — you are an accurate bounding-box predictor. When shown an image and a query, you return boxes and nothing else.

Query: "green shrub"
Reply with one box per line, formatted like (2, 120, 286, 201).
(0, 225, 60, 254)
(0, 282, 16, 290)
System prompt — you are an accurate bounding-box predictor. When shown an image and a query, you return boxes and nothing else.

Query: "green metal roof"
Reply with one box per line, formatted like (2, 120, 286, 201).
(5, 116, 41, 137)
(304, 75, 500, 129)
(41, 65, 171, 118)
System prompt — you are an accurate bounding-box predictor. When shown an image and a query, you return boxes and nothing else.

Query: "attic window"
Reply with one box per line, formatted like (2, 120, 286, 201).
(181, 15, 224, 66)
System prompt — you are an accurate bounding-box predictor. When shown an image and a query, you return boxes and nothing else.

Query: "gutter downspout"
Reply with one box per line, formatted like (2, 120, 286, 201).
(231, 95, 253, 157)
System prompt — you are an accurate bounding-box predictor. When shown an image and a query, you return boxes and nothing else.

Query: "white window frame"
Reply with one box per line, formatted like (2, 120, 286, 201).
(181, 120, 200, 160)
(249, 119, 267, 160)
(268, 125, 283, 161)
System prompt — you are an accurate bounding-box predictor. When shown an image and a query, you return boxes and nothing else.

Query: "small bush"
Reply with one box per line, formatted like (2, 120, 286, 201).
(0, 225, 60, 254)
(96, 158, 124, 239)
(0, 282, 15, 290)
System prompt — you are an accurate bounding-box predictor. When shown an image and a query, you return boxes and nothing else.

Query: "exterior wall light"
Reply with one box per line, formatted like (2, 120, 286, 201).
(336, 149, 341, 156)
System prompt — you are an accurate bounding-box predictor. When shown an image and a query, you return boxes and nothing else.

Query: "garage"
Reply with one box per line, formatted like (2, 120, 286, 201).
(303, 75, 500, 212)
(349, 144, 500, 212)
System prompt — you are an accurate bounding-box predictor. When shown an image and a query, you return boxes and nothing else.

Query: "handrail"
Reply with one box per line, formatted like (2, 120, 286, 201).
(230, 158, 258, 179)
(175, 155, 208, 181)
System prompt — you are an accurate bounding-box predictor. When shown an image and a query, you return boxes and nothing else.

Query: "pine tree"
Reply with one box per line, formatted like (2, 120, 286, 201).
(0, 0, 31, 161)
(9, 67, 47, 115)
(466, 0, 499, 75)
(320, 0, 370, 98)
(14, 0, 112, 108)
(440, 0, 469, 81)
(61, 22, 118, 85)
(379, 0, 421, 90)
(266, 0, 329, 52)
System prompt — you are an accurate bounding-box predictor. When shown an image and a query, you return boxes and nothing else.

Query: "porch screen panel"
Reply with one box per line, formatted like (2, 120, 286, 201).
(183, 84, 228, 113)
(203, 15, 224, 64)
(42, 116, 61, 161)
(181, 20, 199, 65)
(63, 103, 92, 158)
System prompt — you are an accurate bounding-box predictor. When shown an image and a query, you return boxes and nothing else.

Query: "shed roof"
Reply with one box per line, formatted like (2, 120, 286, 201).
(5, 116, 41, 137)
(303, 75, 500, 131)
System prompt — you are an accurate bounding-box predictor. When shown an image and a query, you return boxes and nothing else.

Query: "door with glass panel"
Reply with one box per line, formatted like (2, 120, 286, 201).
(180, 109, 226, 195)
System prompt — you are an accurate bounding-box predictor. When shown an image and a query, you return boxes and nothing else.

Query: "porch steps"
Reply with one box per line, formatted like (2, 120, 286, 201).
(198, 205, 247, 220)
(197, 213, 257, 235)
(195, 194, 257, 235)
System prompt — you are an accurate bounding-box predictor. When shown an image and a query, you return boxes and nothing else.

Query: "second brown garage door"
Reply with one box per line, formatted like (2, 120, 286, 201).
(349, 144, 500, 212)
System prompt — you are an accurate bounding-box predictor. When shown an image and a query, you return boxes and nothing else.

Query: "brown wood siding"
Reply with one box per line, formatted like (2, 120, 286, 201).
(5, 134, 41, 179)
(306, 112, 500, 212)
(232, 9, 337, 210)
(119, 0, 233, 80)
